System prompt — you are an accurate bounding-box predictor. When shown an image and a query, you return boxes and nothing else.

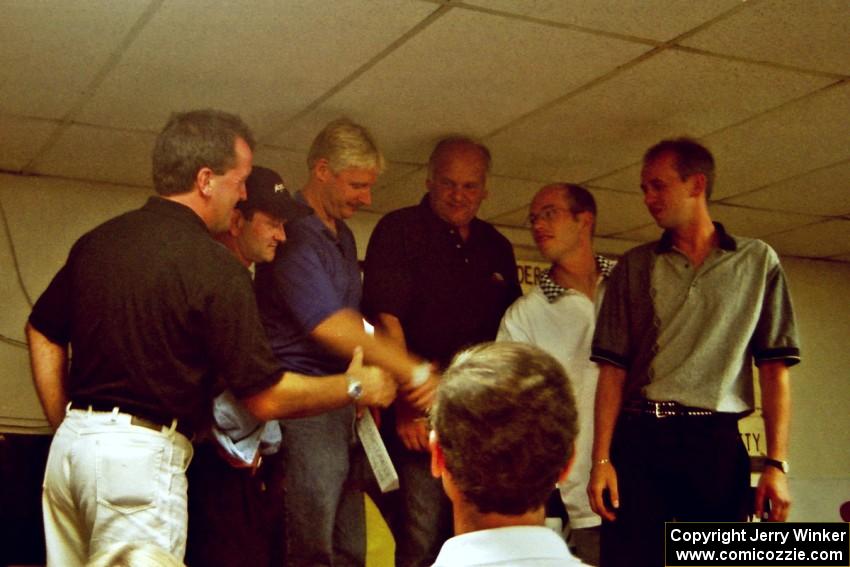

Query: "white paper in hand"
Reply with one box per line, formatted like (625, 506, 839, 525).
(356, 411, 399, 493)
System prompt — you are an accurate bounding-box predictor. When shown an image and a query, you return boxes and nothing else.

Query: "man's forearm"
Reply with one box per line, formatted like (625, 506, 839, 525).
(759, 361, 791, 461)
(242, 373, 350, 421)
(25, 322, 69, 429)
(592, 364, 626, 462)
(312, 308, 420, 384)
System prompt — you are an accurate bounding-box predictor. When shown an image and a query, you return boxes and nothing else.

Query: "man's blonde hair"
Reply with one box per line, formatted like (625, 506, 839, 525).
(307, 118, 385, 174)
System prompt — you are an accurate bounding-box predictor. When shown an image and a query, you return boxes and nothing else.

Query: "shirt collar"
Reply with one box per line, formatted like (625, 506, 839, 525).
(656, 221, 737, 253)
(539, 254, 615, 303)
(433, 525, 576, 566)
(294, 190, 339, 242)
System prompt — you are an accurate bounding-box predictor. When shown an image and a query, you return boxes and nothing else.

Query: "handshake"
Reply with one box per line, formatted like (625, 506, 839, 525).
(344, 346, 439, 412)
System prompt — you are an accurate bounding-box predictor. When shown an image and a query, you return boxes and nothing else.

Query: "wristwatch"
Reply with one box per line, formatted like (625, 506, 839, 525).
(763, 457, 789, 474)
(410, 362, 432, 388)
(346, 374, 363, 402)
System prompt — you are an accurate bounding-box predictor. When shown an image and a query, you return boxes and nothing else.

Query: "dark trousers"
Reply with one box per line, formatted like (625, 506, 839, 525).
(600, 413, 750, 567)
(185, 443, 286, 567)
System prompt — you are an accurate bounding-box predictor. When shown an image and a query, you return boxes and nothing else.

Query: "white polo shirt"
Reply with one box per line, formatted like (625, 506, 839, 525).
(497, 256, 615, 529)
(433, 525, 588, 566)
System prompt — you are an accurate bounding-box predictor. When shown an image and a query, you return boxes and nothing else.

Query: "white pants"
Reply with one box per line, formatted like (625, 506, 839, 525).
(42, 407, 193, 566)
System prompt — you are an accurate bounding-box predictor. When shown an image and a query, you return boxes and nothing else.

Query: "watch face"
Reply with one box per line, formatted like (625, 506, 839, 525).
(347, 379, 363, 400)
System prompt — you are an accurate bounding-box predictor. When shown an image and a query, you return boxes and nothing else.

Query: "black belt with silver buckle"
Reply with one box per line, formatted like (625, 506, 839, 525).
(69, 401, 191, 438)
(622, 399, 718, 418)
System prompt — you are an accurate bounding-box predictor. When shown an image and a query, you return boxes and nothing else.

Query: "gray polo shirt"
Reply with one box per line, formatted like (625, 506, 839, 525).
(591, 223, 800, 413)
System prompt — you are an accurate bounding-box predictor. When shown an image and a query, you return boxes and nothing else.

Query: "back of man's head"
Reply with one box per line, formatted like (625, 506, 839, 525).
(152, 109, 255, 196)
(432, 341, 577, 516)
(307, 118, 385, 175)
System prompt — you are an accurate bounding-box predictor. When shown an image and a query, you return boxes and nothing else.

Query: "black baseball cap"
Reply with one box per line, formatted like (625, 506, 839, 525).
(237, 165, 310, 221)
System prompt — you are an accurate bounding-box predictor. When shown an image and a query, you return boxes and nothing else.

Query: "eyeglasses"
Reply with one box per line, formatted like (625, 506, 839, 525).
(528, 206, 571, 226)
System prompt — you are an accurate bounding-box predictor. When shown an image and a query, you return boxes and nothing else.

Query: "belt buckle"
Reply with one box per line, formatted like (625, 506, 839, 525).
(654, 401, 671, 418)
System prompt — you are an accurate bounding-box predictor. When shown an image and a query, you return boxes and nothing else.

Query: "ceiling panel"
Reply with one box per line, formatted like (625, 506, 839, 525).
(271, 7, 650, 162)
(0, 116, 59, 171)
(252, 145, 310, 194)
(76, 0, 436, 133)
(0, 2, 151, 118)
(478, 177, 542, 222)
(462, 0, 742, 41)
(30, 125, 156, 187)
(708, 204, 821, 238)
(721, 160, 850, 217)
(614, 222, 663, 242)
(485, 48, 830, 184)
(763, 219, 850, 258)
(369, 166, 427, 213)
(682, 0, 850, 75)
(705, 83, 850, 200)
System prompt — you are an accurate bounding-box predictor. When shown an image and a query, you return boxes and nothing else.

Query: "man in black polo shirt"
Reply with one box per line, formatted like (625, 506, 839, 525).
(362, 137, 522, 566)
(25, 110, 395, 566)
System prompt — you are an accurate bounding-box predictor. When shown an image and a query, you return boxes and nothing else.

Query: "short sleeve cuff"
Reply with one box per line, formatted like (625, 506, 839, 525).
(754, 347, 801, 367)
(590, 347, 628, 369)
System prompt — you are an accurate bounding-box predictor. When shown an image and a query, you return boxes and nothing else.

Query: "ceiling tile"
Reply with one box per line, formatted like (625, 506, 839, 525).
(0, 115, 59, 171)
(827, 253, 850, 263)
(682, 0, 850, 75)
(271, 7, 650, 162)
(709, 204, 820, 238)
(720, 160, 850, 217)
(614, 222, 665, 242)
(592, 189, 647, 236)
(462, 0, 742, 41)
(485, 48, 829, 184)
(590, 164, 642, 193)
(489, 207, 531, 227)
(479, 177, 542, 222)
(0, 2, 151, 118)
(370, 167, 427, 213)
(705, 83, 850, 200)
(763, 219, 850, 258)
(252, 145, 309, 194)
(76, 0, 436, 133)
(30, 125, 156, 187)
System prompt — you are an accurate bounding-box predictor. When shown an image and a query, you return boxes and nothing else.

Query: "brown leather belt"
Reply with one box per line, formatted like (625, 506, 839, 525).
(69, 401, 191, 438)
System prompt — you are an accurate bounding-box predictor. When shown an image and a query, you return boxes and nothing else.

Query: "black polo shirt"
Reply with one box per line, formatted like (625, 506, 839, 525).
(29, 197, 284, 433)
(362, 195, 522, 369)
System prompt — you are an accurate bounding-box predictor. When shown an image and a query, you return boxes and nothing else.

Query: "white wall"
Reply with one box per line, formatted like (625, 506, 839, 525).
(1, 173, 847, 519)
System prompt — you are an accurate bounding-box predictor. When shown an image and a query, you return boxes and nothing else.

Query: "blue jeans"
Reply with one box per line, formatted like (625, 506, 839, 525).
(280, 406, 366, 567)
(387, 441, 453, 567)
(42, 407, 193, 566)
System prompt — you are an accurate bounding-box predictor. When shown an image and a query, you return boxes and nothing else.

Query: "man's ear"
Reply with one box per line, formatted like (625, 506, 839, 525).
(313, 158, 332, 183)
(557, 451, 577, 485)
(577, 211, 594, 234)
(689, 172, 708, 198)
(430, 430, 444, 479)
(195, 167, 215, 197)
(229, 210, 245, 237)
